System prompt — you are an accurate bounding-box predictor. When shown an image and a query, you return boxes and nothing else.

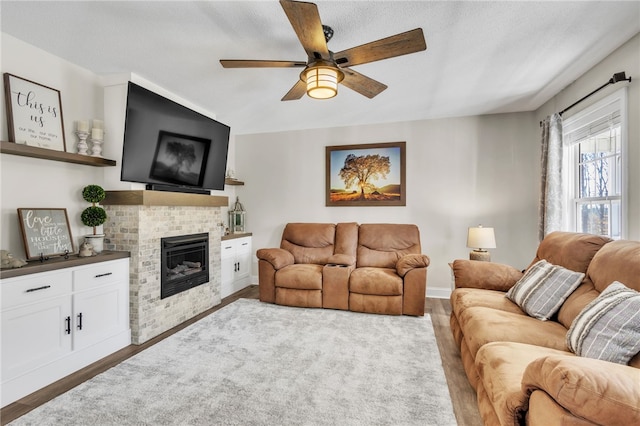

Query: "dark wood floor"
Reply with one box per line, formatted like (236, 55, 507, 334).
(1, 286, 481, 425)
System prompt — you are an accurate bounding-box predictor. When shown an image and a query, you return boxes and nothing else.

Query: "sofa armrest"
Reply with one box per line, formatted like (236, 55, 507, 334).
(452, 259, 523, 291)
(256, 248, 294, 270)
(397, 254, 430, 277)
(522, 355, 640, 426)
(327, 253, 356, 267)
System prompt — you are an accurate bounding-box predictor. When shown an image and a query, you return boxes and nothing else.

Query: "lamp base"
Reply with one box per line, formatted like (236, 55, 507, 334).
(469, 250, 491, 262)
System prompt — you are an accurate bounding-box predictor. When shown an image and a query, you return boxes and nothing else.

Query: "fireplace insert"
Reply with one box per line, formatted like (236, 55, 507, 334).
(161, 233, 209, 299)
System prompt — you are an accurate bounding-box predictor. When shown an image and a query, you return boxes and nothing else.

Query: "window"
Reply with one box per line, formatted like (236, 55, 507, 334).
(562, 88, 627, 239)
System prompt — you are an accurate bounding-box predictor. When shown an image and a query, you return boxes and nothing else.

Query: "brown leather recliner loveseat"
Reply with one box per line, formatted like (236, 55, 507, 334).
(257, 222, 430, 316)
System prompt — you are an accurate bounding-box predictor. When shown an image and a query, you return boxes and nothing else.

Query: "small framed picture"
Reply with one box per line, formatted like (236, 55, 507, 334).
(17, 208, 75, 260)
(3, 73, 67, 152)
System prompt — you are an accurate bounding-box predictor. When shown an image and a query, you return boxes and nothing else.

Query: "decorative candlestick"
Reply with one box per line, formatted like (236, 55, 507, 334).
(90, 138, 103, 157)
(75, 131, 89, 155)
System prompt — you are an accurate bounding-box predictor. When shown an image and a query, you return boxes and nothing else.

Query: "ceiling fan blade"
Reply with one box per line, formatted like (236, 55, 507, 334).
(280, 0, 329, 59)
(340, 68, 387, 99)
(334, 28, 426, 67)
(220, 60, 307, 68)
(281, 79, 307, 101)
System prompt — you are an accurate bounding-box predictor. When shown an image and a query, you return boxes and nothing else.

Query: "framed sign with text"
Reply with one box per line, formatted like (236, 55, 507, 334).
(17, 208, 75, 260)
(3, 73, 67, 152)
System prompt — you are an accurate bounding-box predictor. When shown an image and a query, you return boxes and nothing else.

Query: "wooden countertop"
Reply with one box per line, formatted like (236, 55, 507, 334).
(1, 251, 130, 280)
(221, 233, 252, 241)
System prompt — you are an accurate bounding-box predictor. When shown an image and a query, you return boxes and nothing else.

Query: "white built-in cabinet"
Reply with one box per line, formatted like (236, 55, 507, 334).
(221, 235, 252, 298)
(1, 256, 130, 407)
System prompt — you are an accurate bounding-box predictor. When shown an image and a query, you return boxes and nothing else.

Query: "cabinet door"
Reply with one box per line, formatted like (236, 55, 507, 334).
(220, 241, 236, 298)
(235, 238, 252, 283)
(73, 279, 128, 351)
(1, 296, 72, 381)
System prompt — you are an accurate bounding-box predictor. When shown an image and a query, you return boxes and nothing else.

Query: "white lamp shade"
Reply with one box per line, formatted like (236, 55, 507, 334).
(467, 226, 496, 249)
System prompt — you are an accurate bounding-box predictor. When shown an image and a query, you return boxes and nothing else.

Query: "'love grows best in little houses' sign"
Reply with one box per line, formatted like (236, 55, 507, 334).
(17, 208, 75, 260)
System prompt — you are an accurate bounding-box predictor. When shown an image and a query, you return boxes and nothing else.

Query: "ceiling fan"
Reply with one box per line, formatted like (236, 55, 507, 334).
(220, 0, 427, 101)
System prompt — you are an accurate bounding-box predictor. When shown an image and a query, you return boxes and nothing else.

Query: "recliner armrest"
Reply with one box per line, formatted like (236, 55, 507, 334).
(452, 259, 523, 291)
(256, 248, 294, 270)
(327, 253, 356, 267)
(396, 254, 430, 277)
(522, 355, 640, 426)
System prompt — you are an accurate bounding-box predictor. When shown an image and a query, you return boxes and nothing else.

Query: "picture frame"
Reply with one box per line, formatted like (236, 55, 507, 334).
(3, 73, 67, 152)
(150, 131, 211, 187)
(326, 141, 406, 207)
(17, 208, 75, 260)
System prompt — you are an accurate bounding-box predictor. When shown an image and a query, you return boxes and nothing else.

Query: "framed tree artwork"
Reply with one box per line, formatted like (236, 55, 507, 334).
(326, 141, 406, 207)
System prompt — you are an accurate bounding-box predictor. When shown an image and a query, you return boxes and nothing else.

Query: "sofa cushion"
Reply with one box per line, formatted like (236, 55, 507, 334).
(275, 264, 323, 290)
(280, 223, 336, 265)
(349, 267, 403, 295)
(567, 281, 640, 364)
(522, 354, 640, 426)
(506, 260, 585, 321)
(586, 240, 640, 293)
(459, 306, 570, 357)
(451, 288, 526, 319)
(556, 281, 599, 330)
(356, 223, 421, 268)
(527, 231, 611, 273)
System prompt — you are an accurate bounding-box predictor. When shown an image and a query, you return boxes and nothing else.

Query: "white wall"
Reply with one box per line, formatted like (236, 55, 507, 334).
(1, 34, 105, 254)
(235, 113, 540, 297)
(535, 33, 639, 240)
(0, 34, 239, 256)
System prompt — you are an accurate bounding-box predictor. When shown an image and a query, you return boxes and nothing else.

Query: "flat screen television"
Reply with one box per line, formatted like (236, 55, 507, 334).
(120, 82, 230, 194)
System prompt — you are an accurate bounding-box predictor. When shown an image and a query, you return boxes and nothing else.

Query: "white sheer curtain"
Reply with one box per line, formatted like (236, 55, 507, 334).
(538, 113, 563, 241)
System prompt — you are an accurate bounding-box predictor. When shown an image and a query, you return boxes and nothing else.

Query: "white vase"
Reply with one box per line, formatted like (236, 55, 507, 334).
(85, 234, 105, 254)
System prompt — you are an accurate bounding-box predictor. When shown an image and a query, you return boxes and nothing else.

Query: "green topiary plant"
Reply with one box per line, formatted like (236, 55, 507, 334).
(81, 185, 107, 235)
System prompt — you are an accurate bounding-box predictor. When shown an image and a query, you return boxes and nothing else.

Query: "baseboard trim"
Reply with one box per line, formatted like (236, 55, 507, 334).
(426, 287, 452, 299)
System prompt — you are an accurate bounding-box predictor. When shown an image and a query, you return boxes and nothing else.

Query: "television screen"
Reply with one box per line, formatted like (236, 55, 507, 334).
(120, 82, 230, 192)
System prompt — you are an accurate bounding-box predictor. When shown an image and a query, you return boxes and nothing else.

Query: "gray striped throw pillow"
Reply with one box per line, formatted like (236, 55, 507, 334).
(567, 281, 640, 364)
(506, 260, 585, 321)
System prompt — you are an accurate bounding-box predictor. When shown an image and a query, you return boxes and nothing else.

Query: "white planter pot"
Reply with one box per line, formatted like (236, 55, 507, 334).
(84, 234, 105, 254)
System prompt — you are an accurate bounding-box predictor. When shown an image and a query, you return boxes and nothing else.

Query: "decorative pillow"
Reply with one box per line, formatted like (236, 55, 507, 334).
(567, 281, 640, 364)
(506, 260, 585, 320)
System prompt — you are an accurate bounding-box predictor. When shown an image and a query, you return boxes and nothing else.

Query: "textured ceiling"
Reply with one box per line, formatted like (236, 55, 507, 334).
(2, 1, 639, 135)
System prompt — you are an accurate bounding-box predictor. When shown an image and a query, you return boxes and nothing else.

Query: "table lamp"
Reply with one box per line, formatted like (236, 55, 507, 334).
(467, 225, 496, 261)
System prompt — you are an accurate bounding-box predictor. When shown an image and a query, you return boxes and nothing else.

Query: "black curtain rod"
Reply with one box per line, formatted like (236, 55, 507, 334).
(539, 71, 632, 127)
(559, 71, 631, 116)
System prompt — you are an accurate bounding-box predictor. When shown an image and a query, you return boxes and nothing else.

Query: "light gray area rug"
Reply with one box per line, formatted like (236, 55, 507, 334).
(10, 299, 456, 426)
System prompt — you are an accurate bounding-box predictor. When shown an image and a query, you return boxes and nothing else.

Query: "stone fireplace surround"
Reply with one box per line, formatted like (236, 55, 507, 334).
(102, 190, 227, 344)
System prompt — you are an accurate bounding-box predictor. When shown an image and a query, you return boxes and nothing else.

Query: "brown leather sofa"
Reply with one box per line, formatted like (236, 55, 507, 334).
(450, 232, 640, 425)
(257, 222, 430, 316)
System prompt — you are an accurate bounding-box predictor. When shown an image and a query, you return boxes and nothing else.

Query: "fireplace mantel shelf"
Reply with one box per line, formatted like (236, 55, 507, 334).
(103, 190, 228, 207)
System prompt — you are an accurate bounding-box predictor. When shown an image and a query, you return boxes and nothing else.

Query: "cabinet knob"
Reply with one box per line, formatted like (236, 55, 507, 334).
(65, 316, 71, 335)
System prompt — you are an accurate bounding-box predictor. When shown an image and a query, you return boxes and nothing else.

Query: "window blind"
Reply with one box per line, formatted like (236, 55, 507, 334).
(563, 97, 621, 146)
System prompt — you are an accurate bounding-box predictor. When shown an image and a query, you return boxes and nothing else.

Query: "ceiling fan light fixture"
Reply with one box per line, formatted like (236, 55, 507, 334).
(303, 64, 344, 99)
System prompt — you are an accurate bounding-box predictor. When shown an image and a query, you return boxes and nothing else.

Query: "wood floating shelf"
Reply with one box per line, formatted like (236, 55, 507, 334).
(225, 178, 244, 186)
(0, 141, 117, 167)
(103, 190, 228, 207)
